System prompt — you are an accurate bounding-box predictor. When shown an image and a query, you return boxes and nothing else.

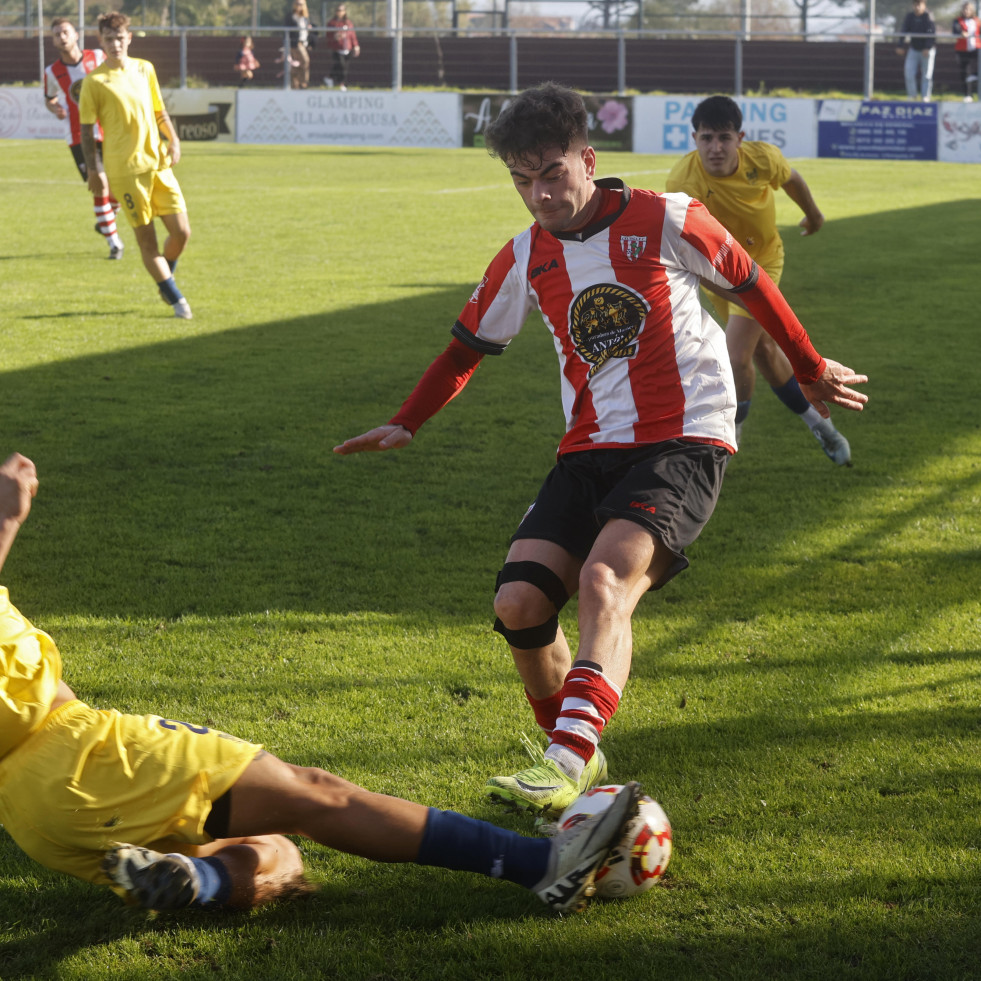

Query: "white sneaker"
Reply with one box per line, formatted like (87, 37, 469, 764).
(532, 781, 641, 912)
(108, 244, 124, 260)
(811, 417, 851, 466)
(173, 298, 193, 320)
(102, 843, 200, 910)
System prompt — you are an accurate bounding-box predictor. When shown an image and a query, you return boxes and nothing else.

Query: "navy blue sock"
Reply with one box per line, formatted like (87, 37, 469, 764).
(416, 808, 549, 888)
(770, 376, 811, 415)
(184, 855, 233, 906)
(735, 400, 752, 424)
(158, 276, 184, 305)
(167, 257, 178, 273)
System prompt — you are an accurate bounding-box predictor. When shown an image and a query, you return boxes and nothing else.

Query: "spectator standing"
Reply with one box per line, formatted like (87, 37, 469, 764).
(234, 36, 260, 86)
(286, 0, 313, 89)
(897, 0, 937, 101)
(326, 4, 359, 91)
(953, 2, 980, 101)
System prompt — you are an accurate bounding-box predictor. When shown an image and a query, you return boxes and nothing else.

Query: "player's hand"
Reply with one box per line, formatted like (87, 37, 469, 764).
(169, 139, 182, 166)
(333, 425, 413, 455)
(0, 453, 39, 525)
(55, 105, 67, 120)
(800, 359, 868, 418)
(799, 212, 824, 236)
(86, 171, 109, 198)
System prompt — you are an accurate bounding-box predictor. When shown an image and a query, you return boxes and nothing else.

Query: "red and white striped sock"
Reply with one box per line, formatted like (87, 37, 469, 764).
(94, 195, 123, 249)
(524, 688, 564, 737)
(544, 664, 621, 779)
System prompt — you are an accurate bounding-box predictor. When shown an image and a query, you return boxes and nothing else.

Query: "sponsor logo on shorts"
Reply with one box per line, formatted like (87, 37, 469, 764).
(629, 500, 657, 514)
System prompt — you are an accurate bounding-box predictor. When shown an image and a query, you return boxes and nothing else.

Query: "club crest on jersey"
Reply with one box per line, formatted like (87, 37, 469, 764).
(620, 235, 647, 262)
(569, 283, 648, 377)
(70, 78, 86, 103)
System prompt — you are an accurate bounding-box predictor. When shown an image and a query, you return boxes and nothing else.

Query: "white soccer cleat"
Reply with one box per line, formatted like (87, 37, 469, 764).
(532, 781, 641, 912)
(173, 298, 193, 320)
(811, 417, 851, 466)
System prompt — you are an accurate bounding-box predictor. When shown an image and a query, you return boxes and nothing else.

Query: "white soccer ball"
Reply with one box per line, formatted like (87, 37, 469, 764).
(558, 784, 672, 897)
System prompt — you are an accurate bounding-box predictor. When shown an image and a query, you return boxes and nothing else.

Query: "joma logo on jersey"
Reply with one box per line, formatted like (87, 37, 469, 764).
(620, 235, 647, 262)
(469, 276, 487, 303)
(530, 258, 559, 280)
(569, 283, 648, 377)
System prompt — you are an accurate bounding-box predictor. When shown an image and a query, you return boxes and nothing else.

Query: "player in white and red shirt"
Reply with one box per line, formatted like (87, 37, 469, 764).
(334, 84, 869, 820)
(44, 17, 124, 259)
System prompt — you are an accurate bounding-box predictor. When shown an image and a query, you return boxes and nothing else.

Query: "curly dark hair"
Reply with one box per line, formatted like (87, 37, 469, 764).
(97, 10, 131, 33)
(485, 82, 589, 166)
(691, 95, 742, 133)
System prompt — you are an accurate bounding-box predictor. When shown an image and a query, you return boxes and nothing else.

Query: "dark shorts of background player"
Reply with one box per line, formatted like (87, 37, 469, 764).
(511, 439, 729, 589)
(70, 141, 101, 180)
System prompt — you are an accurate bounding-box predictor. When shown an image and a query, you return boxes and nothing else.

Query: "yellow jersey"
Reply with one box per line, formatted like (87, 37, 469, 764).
(665, 141, 792, 268)
(79, 57, 169, 178)
(0, 587, 62, 759)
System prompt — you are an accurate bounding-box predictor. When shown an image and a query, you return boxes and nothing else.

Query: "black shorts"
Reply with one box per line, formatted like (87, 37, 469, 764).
(511, 440, 729, 588)
(69, 141, 103, 180)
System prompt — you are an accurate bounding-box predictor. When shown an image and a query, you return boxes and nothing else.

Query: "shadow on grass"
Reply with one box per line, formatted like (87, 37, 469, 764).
(0, 200, 979, 979)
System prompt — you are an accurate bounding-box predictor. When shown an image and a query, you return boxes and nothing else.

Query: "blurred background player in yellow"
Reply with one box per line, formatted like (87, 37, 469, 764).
(79, 11, 192, 319)
(666, 96, 852, 465)
(0, 451, 638, 915)
(43, 17, 124, 260)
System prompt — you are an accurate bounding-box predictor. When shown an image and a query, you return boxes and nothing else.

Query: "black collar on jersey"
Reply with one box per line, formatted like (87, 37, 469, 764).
(550, 178, 631, 243)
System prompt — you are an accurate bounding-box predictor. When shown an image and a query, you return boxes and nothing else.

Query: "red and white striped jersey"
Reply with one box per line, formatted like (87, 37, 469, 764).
(44, 49, 105, 146)
(452, 180, 750, 456)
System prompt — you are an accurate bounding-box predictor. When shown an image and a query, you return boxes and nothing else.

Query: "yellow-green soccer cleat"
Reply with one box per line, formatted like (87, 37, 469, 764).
(533, 781, 641, 912)
(485, 745, 608, 819)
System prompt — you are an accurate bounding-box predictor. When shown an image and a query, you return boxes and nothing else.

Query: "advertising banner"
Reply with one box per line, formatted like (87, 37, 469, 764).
(937, 101, 981, 163)
(463, 93, 632, 152)
(236, 89, 460, 146)
(632, 96, 818, 158)
(163, 88, 237, 142)
(817, 99, 937, 160)
(0, 86, 66, 140)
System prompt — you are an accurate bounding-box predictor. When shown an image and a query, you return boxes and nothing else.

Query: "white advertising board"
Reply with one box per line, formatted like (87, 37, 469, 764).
(236, 90, 460, 147)
(0, 86, 66, 140)
(937, 102, 981, 163)
(633, 96, 818, 159)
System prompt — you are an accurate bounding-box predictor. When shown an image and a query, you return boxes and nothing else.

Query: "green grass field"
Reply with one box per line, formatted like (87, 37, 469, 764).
(2, 139, 980, 980)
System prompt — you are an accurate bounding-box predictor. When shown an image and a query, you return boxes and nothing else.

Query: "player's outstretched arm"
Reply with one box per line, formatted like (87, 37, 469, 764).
(782, 170, 824, 237)
(0, 453, 39, 576)
(333, 424, 414, 455)
(799, 359, 868, 418)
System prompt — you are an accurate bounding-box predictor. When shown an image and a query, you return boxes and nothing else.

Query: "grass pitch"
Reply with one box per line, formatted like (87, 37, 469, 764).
(1, 139, 980, 980)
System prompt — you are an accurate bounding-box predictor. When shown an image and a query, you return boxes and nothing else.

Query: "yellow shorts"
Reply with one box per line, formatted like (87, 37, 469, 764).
(708, 253, 784, 324)
(0, 700, 261, 889)
(110, 167, 186, 228)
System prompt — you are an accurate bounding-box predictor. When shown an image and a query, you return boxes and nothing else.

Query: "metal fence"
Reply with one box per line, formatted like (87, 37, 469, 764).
(1, 23, 968, 99)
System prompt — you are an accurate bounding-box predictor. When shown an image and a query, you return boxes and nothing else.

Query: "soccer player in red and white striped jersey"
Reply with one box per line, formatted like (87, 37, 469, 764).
(335, 84, 869, 821)
(44, 17, 124, 260)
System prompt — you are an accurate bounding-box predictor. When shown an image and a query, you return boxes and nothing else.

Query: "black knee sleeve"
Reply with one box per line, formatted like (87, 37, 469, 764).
(492, 560, 569, 650)
(493, 614, 560, 650)
(494, 561, 570, 611)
